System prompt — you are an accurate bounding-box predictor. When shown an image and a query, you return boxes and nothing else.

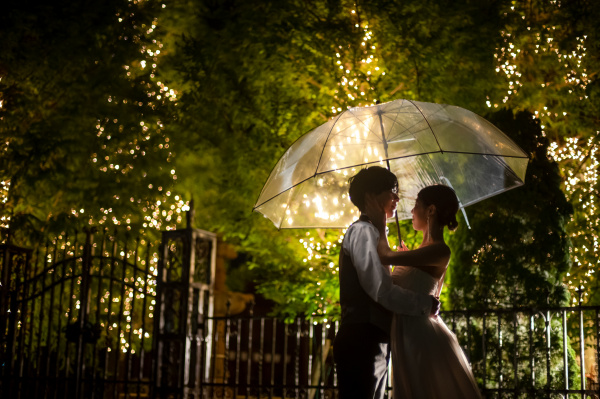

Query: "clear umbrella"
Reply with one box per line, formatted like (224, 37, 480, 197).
(254, 99, 529, 229)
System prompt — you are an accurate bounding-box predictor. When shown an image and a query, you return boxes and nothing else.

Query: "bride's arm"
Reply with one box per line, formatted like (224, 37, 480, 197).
(377, 235, 449, 279)
(364, 192, 448, 278)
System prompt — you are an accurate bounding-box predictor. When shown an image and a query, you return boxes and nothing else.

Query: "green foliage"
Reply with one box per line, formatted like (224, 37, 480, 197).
(159, 0, 353, 316)
(157, 0, 582, 322)
(361, 0, 507, 110)
(445, 109, 578, 392)
(488, 1, 600, 304)
(254, 229, 343, 322)
(448, 109, 572, 309)
(1, 0, 595, 327)
(0, 0, 178, 239)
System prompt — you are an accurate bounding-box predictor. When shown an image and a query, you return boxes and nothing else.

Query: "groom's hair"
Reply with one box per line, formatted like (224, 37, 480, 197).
(348, 166, 398, 212)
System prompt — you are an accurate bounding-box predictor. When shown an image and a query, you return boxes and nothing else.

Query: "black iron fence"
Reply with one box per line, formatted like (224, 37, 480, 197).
(198, 303, 600, 399)
(2, 225, 600, 398)
(0, 230, 159, 398)
(0, 225, 219, 399)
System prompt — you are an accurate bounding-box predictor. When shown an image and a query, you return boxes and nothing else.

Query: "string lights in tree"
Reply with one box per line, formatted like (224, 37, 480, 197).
(0, 1, 190, 358)
(0, 74, 10, 230)
(84, 3, 189, 234)
(47, 2, 189, 356)
(0, 180, 9, 229)
(492, 2, 598, 303)
(299, 6, 399, 322)
(331, 8, 385, 113)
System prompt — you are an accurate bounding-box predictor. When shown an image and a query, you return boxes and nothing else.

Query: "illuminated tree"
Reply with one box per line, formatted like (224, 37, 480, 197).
(488, 1, 600, 304)
(448, 110, 572, 308)
(0, 0, 187, 239)
(3, 0, 595, 323)
(0, 0, 182, 359)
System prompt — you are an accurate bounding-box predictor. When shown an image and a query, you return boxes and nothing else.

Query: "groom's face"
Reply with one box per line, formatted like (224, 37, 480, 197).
(374, 189, 399, 219)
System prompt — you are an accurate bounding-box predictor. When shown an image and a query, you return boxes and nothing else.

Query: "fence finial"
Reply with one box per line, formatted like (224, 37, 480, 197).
(186, 198, 195, 229)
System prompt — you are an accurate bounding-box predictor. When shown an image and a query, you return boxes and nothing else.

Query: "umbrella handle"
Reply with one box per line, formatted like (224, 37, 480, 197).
(394, 213, 402, 242)
(378, 109, 404, 242)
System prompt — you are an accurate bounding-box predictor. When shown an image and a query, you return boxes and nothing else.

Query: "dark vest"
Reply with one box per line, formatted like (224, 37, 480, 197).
(338, 217, 392, 334)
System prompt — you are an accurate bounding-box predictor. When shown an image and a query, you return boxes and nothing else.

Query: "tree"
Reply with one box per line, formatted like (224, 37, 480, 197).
(0, 0, 183, 240)
(487, 0, 600, 304)
(159, 0, 355, 317)
(448, 109, 571, 309)
(445, 109, 576, 391)
(3, 0, 594, 322)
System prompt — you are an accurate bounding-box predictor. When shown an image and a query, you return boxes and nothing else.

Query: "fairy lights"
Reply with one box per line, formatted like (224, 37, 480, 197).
(295, 7, 392, 320)
(331, 9, 384, 113)
(85, 5, 186, 234)
(81, 3, 186, 353)
(0, 180, 10, 229)
(38, 4, 181, 355)
(493, 2, 597, 303)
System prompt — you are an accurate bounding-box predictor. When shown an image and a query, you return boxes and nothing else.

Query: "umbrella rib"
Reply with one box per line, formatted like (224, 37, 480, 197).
(253, 149, 528, 210)
(345, 108, 380, 168)
(385, 103, 419, 142)
(268, 109, 349, 227)
(407, 100, 444, 153)
(253, 112, 348, 225)
(458, 181, 525, 210)
(377, 109, 424, 143)
(439, 150, 529, 158)
(388, 108, 446, 183)
(251, 117, 336, 211)
(314, 110, 349, 177)
(253, 149, 439, 210)
(427, 110, 529, 158)
(385, 107, 432, 151)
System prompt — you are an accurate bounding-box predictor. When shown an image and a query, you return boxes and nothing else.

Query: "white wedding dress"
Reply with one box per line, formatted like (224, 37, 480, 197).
(390, 266, 482, 399)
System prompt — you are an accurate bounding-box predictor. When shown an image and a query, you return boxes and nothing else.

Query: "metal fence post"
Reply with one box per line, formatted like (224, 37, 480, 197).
(153, 208, 216, 399)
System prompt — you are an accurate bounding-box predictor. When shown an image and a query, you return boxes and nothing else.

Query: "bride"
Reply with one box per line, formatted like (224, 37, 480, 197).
(367, 184, 482, 399)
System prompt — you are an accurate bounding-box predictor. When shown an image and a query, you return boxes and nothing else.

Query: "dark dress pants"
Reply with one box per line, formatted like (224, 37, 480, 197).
(333, 323, 390, 399)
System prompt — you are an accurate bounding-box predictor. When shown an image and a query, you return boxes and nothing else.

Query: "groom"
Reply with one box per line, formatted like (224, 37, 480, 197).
(333, 166, 439, 399)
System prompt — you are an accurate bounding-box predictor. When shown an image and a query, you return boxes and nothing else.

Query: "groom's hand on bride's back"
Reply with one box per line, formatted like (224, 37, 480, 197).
(430, 296, 441, 318)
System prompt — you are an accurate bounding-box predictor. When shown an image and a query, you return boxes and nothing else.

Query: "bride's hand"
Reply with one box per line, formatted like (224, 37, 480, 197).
(364, 193, 386, 233)
(399, 241, 408, 252)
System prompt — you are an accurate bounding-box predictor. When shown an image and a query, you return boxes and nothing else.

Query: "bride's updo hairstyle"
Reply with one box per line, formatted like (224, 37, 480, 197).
(417, 185, 460, 231)
(348, 166, 398, 212)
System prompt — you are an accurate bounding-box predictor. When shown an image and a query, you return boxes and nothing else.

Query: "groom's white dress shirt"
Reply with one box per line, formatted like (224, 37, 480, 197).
(343, 221, 432, 318)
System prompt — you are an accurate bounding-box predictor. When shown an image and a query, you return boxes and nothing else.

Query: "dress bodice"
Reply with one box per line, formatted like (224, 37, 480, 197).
(391, 266, 438, 296)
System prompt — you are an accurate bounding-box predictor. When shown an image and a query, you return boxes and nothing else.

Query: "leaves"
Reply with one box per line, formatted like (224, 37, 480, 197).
(448, 110, 572, 309)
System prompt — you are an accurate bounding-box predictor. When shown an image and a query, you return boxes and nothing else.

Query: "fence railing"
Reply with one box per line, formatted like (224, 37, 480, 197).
(0, 232, 159, 399)
(3, 228, 600, 398)
(198, 304, 600, 399)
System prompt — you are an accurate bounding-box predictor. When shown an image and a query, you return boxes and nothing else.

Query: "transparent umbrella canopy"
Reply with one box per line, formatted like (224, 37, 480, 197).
(253, 99, 529, 229)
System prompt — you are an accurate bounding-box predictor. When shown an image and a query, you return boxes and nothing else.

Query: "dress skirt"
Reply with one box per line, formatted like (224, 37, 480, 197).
(391, 314, 482, 399)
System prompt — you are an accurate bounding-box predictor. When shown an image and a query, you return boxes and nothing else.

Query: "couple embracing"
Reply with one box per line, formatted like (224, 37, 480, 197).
(333, 166, 482, 399)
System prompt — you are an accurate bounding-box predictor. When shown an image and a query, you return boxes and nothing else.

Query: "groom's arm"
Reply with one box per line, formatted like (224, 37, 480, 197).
(377, 237, 449, 279)
(345, 223, 436, 317)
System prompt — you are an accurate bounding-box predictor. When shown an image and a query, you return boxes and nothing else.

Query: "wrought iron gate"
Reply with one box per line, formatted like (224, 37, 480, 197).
(0, 225, 217, 399)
